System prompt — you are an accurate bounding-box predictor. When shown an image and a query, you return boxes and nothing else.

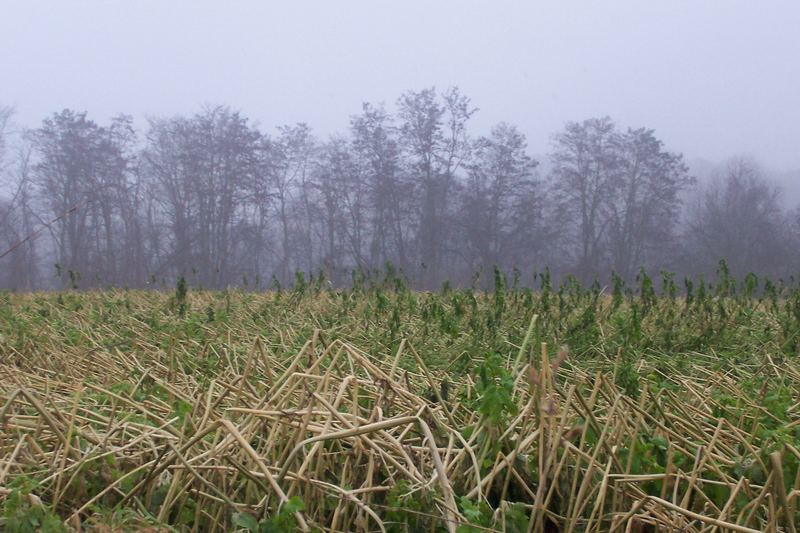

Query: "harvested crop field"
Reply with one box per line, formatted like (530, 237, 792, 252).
(1, 278, 800, 532)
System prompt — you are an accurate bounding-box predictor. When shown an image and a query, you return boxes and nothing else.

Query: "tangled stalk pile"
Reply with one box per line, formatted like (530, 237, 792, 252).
(1, 270, 800, 531)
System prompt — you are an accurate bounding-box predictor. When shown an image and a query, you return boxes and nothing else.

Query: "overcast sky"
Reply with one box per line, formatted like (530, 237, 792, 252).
(2, 1, 799, 173)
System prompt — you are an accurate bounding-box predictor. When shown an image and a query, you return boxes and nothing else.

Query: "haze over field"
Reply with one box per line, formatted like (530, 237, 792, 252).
(3, 1, 800, 169)
(1, 1, 799, 289)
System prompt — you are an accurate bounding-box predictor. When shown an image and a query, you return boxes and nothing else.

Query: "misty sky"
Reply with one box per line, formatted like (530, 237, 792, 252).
(2, 1, 800, 172)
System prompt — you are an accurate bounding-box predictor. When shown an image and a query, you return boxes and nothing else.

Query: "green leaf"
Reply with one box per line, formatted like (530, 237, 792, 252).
(282, 496, 304, 514)
(234, 511, 259, 532)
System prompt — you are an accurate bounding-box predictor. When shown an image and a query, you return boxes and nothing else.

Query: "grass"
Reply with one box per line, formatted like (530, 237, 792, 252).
(1, 268, 800, 531)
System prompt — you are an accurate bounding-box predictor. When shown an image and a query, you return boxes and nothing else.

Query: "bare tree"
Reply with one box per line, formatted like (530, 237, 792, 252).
(550, 118, 693, 282)
(685, 158, 792, 277)
(459, 123, 543, 279)
(142, 115, 196, 280)
(143, 106, 262, 287)
(309, 137, 352, 281)
(29, 110, 138, 287)
(397, 87, 476, 287)
(607, 128, 693, 279)
(269, 123, 315, 283)
(0, 108, 43, 289)
(5, 96, 796, 290)
(550, 117, 620, 281)
(0, 145, 40, 289)
(350, 103, 410, 272)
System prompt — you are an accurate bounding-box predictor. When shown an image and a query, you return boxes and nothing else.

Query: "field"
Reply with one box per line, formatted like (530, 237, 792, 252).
(2, 270, 800, 532)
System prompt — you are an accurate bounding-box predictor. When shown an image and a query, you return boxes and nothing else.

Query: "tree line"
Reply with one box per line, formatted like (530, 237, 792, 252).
(0, 89, 798, 290)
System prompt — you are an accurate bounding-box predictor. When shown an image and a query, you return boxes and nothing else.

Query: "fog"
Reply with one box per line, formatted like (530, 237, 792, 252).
(3, 1, 799, 168)
(1, 1, 799, 289)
